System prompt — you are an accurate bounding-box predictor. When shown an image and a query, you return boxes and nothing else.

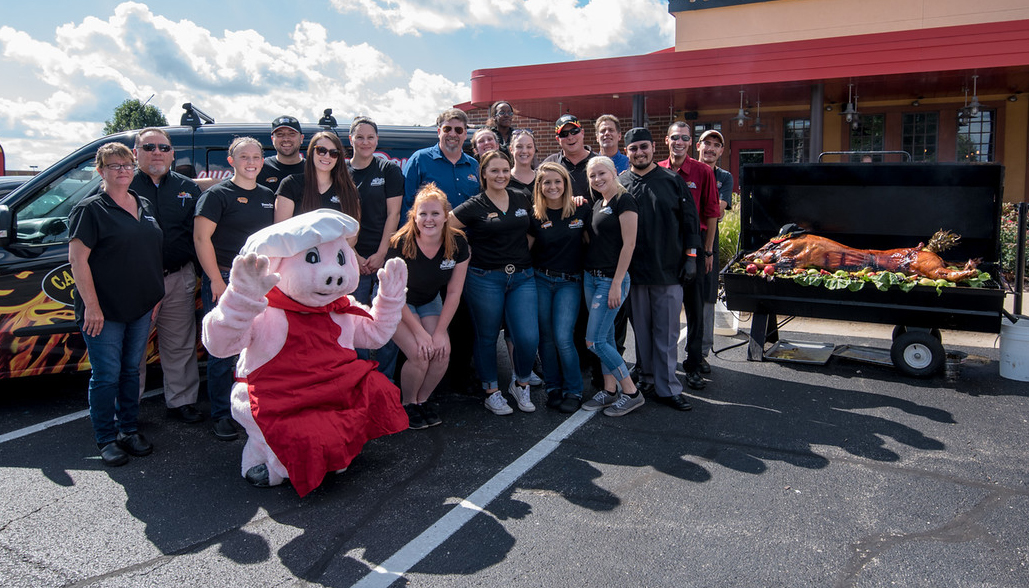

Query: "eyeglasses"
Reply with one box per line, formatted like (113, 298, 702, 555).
(557, 127, 582, 138)
(314, 146, 341, 158)
(668, 134, 690, 142)
(103, 163, 135, 171)
(140, 143, 172, 152)
(441, 125, 466, 135)
(496, 109, 514, 116)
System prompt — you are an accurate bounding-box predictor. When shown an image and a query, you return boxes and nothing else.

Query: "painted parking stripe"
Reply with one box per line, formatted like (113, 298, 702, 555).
(352, 408, 597, 588)
(0, 389, 163, 445)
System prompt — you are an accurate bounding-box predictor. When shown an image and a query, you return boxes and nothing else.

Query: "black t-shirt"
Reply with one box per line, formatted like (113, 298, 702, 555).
(69, 191, 164, 323)
(349, 157, 404, 258)
(621, 167, 700, 285)
(507, 174, 534, 201)
(452, 189, 533, 270)
(387, 233, 470, 306)
(584, 193, 638, 276)
(257, 156, 305, 193)
(276, 173, 342, 215)
(529, 203, 590, 275)
(543, 149, 598, 203)
(195, 180, 276, 268)
(129, 170, 201, 272)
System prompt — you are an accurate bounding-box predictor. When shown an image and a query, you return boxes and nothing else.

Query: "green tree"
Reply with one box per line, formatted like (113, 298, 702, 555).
(102, 99, 167, 136)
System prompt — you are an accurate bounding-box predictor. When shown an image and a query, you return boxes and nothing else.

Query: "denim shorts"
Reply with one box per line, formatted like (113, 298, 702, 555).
(407, 294, 443, 318)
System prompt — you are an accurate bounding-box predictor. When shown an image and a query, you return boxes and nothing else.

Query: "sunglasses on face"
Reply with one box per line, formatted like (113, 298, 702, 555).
(441, 125, 466, 135)
(557, 126, 582, 138)
(140, 143, 172, 152)
(314, 146, 341, 158)
(668, 134, 690, 142)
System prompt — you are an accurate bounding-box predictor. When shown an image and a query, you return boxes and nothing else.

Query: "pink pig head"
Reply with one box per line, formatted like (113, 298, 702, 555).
(241, 208, 361, 307)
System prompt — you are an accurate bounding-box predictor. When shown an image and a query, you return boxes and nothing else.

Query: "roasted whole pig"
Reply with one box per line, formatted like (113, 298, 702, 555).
(742, 232, 980, 282)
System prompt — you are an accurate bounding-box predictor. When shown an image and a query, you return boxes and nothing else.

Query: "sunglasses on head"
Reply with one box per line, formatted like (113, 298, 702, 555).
(140, 143, 172, 152)
(314, 146, 341, 158)
(557, 126, 582, 138)
(441, 125, 466, 135)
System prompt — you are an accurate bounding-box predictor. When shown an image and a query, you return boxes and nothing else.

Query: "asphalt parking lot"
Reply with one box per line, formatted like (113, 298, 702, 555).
(1, 321, 1028, 587)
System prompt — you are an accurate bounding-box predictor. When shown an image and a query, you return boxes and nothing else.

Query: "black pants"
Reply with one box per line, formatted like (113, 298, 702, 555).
(682, 276, 703, 372)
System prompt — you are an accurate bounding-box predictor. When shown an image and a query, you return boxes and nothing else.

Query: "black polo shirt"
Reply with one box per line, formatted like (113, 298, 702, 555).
(69, 191, 164, 324)
(452, 189, 533, 271)
(387, 233, 470, 306)
(543, 148, 598, 203)
(349, 157, 404, 258)
(584, 193, 637, 276)
(195, 180, 276, 268)
(529, 203, 590, 275)
(130, 170, 200, 272)
(257, 156, 305, 193)
(621, 166, 700, 286)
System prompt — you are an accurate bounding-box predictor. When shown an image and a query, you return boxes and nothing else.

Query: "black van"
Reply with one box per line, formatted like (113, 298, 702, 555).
(0, 104, 441, 379)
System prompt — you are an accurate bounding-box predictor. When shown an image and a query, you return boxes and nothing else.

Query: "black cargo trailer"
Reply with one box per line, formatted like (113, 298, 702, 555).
(721, 163, 1006, 377)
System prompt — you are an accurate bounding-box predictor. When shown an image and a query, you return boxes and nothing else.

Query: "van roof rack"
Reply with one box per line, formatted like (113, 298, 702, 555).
(180, 103, 215, 128)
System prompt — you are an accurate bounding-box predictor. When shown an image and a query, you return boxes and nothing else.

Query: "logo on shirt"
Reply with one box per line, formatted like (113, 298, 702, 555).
(440, 259, 456, 270)
(487, 212, 500, 221)
(467, 174, 477, 182)
(177, 191, 193, 206)
(143, 215, 157, 223)
(687, 181, 697, 189)
(265, 177, 280, 184)
(261, 202, 274, 209)
(330, 195, 340, 204)
(568, 219, 584, 229)
(371, 177, 385, 186)
(541, 221, 553, 229)
(599, 206, 613, 215)
(514, 208, 528, 217)
(237, 197, 249, 204)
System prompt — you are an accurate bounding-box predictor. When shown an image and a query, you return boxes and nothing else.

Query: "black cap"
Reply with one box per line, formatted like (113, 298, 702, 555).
(271, 115, 302, 134)
(624, 127, 653, 145)
(554, 114, 581, 134)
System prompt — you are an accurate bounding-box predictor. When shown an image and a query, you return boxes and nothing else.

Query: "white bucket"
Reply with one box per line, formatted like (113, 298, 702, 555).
(714, 299, 739, 337)
(999, 316, 1029, 381)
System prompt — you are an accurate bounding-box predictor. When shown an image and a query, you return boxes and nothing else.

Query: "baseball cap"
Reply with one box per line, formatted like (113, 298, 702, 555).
(624, 127, 653, 145)
(272, 115, 302, 134)
(554, 114, 581, 134)
(698, 130, 725, 145)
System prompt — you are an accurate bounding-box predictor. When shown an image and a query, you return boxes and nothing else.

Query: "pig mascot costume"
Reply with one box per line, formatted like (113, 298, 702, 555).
(202, 209, 409, 496)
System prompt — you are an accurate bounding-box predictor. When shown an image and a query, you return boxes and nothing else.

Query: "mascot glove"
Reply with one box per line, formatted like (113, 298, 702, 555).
(375, 258, 408, 302)
(228, 253, 280, 302)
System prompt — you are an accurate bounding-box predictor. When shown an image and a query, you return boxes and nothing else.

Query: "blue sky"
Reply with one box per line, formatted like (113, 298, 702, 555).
(0, 1, 674, 170)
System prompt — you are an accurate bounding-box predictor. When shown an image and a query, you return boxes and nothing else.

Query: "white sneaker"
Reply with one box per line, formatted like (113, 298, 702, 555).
(485, 391, 513, 415)
(511, 372, 544, 387)
(507, 380, 536, 412)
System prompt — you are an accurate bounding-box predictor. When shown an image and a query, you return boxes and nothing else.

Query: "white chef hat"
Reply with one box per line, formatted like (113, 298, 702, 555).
(241, 209, 359, 258)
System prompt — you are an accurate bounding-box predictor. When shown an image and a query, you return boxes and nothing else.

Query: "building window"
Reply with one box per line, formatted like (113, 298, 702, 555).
(957, 110, 996, 162)
(901, 112, 938, 162)
(692, 121, 722, 137)
(849, 114, 885, 161)
(783, 118, 810, 163)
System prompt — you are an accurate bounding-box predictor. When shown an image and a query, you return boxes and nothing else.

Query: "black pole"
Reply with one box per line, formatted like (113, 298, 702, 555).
(1016, 202, 1027, 315)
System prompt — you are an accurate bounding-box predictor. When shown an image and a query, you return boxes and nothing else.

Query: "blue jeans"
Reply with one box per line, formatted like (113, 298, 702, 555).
(583, 272, 631, 382)
(535, 272, 583, 397)
(83, 311, 152, 445)
(201, 270, 234, 420)
(463, 267, 539, 391)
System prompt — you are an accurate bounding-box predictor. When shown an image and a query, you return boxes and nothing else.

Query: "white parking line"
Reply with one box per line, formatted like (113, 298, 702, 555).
(351, 408, 597, 588)
(0, 389, 163, 445)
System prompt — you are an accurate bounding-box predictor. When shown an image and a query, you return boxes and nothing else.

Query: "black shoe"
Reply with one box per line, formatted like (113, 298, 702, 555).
(637, 381, 656, 396)
(685, 371, 707, 390)
(98, 441, 129, 467)
(417, 404, 442, 427)
(698, 358, 711, 374)
(405, 404, 428, 430)
(116, 431, 153, 457)
(213, 418, 239, 441)
(546, 389, 563, 410)
(629, 365, 640, 383)
(656, 394, 693, 411)
(168, 404, 204, 424)
(559, 395, 581, 414)
(245, 464, 271, 488)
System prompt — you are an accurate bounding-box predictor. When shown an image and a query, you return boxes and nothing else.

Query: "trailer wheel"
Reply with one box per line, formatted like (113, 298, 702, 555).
(893, 325, 942, 342)
(890, 331, 945, 377)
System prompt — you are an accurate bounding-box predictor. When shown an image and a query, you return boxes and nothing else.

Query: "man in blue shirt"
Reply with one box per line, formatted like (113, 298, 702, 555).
(402, 108, 479, 217)
(595, 114, 630, 174)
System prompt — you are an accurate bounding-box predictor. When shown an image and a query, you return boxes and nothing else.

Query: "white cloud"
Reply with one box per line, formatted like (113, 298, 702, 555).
(0, 2, 469, 170)
(330, 0, 674, 58)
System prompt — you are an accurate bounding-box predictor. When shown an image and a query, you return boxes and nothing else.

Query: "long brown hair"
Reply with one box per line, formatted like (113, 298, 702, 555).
(301, 131, 360, 219)
(390, 183, 465, 261)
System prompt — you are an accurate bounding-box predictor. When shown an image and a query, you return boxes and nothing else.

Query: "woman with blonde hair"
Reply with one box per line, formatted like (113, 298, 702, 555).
(528, 162, 589, 412)
(386, 183, 470, 428)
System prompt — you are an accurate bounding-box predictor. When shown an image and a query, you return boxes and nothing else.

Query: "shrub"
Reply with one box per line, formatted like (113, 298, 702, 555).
(717, 192, 741, 265)
(1000, 203, 1029, 276)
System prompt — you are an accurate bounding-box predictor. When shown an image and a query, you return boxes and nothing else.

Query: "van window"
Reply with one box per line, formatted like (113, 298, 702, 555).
(14, 158, 100, 245)
(200, 148, 279, 182)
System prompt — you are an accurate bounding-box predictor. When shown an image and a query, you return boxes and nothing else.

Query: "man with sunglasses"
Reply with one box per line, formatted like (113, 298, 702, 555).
(544, 114, 598, 203)
(130, 127, 204, 424)
(257, 115, 305, 193)
(658, 121, 719, 388)
(402, 108, 479, 217)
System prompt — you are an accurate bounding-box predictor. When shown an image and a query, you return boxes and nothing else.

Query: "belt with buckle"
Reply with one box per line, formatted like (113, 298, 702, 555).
(539, 268, 580, 281)
(586, 268, 614, 279)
